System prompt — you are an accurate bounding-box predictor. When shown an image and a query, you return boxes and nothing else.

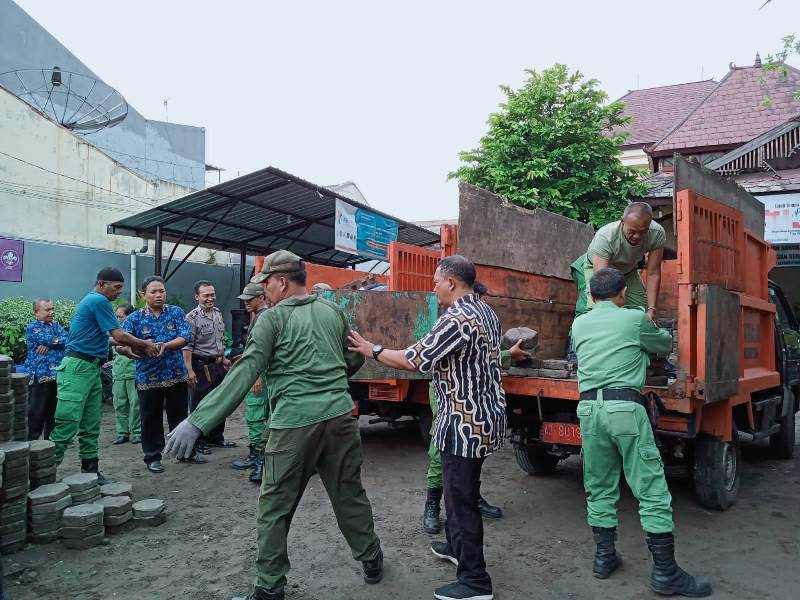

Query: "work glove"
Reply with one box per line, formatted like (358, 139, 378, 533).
(164, 419, 202, 459)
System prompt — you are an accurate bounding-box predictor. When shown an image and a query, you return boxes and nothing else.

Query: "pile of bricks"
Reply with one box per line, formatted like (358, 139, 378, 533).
(0, 356, 13, 442)
(29, 440, 57, 487)
(63, 473, 101, 505)
(62, 503, 105, 550)
(27, 482, 71, 544)
(10, 373, 29, 441)
(101, 495, 134, 534)
(0, 441, 30, 554)
(507, 358, 578, 380)
(132, 498, 166, 527)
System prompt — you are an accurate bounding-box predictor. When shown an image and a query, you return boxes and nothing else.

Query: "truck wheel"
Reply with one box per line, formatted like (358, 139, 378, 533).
(693, 432, 741, 510)
(418, 410, 432, 448)
(769, 407, 796, 459)
(514, 444, 559, 475)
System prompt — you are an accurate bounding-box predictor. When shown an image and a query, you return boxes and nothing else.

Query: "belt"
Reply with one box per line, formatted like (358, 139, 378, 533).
(192, 354, 222, 364)
(65, 351, 102, 364)
(579, 388, 643, 402)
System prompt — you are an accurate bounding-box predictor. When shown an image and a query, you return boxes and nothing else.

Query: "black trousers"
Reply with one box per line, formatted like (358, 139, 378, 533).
(138, 382, 189, 464)
(28, 380, 57, 440)
(443, 450, 492, 593)
(189, 356, 227, 442)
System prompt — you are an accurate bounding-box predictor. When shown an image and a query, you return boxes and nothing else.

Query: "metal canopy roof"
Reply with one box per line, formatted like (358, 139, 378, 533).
(107, 166, 440, 268)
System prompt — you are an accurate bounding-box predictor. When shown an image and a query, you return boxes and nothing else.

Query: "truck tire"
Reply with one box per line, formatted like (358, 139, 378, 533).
(693, 432, 741, 510)
(769, 407, 796, 459)
(514, 443, 560, 475)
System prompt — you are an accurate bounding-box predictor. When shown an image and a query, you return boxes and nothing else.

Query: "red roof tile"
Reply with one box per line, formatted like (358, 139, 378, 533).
(610, 80, 718, 147)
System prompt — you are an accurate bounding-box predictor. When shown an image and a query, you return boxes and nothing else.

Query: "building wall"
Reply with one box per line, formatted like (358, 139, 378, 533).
(620, 147, 650, 170)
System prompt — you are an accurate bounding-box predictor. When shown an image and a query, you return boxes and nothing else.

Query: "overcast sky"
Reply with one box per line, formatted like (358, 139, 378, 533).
(14, 0, 800, 222)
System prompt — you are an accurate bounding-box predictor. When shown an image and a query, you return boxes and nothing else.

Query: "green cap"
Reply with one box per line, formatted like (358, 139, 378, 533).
(238, 283, 266, 300)
(251, 250, 304, 284)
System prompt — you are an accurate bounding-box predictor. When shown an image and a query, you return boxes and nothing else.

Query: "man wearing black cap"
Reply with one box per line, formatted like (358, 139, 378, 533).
(50, 267, 158, 479)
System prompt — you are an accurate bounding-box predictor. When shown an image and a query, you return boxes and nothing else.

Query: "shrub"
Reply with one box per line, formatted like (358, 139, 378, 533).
(0, 297, 78, 364)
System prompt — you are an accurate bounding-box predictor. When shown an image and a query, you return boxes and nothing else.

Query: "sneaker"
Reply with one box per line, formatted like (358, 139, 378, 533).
(362, 550, 383, 584)
(113, 435, 129, 445)
(147, 461, 165, 473)
(130, 434, 142, 444)
(431, 541, 458, 566)
(434, 582, 493, 600)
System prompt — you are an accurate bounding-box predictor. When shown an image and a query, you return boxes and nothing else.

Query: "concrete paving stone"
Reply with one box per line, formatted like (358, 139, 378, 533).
(106, 519, 136, 535)
(3, 459, 29, 475)
(61, 520, 104, 539)
(28, 512, 63, 529)
(28, 528, 61, 544)
(30, 474, 57, 487)
(0, 509, 26, 526)
(72, 494, 101, 506)
(103, 510, 133, 527)
(0, 519, 26, 536)
(1, 528, 26, 545)
(540, 359, 570, 370)
(62, 472, 98, 492)
(30, 453, 55, 464)
(0, 433, 14, 443)
(132, 498, 165, 517)
(133, 512, 166, 527)
(3, 463, 29, 481)
(0, 482, 30, 501)
(0, 442, 29, 460)
(502, 327, 540, 352)
(28, 493, 71, 515)
(70, 487, 101, 502)
(100, 496, 132, 516)
(63, 530, 104, 550)
(62, 503, 103, 527)
(27, 482, 69, 506)
(30, 465, 57, 478)
(28, 440, 55, 456)
(100, 482, 133, 498)
(0, 540, 26, 555)
(537, 368, 570, 379)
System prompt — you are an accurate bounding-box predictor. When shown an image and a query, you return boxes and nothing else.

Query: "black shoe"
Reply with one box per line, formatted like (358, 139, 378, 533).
(478, 496, 503, 519)
(423, 487, 443, 534)
(362, 550, 383, 584)
(591, 526, 622, 579)
(130, 434, 142, 444)
(646, 532, 712, 597)
(81, 458, 108, 485)
(208, 438, 237, 448)
(431, 541, 458, 566)
(249, 454, 264, 484)
(147, 461, 165, 473)
(113, 435, 129, 445)
(195, 442, 212, 455)
(232, 444, 258, 470)
(434, 581, 493, 600)
(178, 452, 208, 465)
(230, 587, 284, 600)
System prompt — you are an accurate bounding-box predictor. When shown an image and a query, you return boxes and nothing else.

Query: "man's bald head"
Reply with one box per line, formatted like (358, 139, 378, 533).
(621, 202, 653, 247)
(623, 202, 653, 220)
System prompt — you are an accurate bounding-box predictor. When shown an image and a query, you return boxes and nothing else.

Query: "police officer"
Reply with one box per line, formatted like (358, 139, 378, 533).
(165, 251, 383, 600)
(572, 268, 711, 597)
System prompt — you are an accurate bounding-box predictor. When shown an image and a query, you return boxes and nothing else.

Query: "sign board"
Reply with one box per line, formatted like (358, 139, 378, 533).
(334, 199, 398, 261)
(0, 237, 24, 282)
(762, 193, 800, 244)
(775, 244, 800, 268)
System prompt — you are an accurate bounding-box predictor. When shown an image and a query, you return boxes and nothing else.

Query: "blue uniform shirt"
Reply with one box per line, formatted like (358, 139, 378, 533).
(24, 320, 68, 382)
(123, 304, 191, 389)
(65, 291, 120, 359)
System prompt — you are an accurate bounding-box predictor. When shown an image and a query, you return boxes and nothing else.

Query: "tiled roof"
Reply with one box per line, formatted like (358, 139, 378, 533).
(650, 64, 800, 155)
(641, 167, 800, 199)
(610, 80, 718, 147)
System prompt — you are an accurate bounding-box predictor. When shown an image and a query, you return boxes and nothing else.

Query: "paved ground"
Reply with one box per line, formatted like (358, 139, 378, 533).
(2, 404, 798, 600)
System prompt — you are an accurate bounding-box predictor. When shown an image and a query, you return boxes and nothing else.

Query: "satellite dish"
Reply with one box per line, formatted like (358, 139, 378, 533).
(0, 67, 128, 134)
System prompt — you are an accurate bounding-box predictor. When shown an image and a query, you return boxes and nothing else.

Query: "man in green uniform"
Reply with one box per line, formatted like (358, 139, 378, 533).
(164, 251, 383, 600)
(572, 267, 711, 597)
(571, 202, 666, 320)
(110, 303, 141, 445)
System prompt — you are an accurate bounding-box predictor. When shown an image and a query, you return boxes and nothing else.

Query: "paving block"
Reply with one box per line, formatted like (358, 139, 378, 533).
(134, 512, 166, 527)
(100, 496, 132, 517)
(506, 367, 540, 377)
(502, 327, 540, 353)
(28, 512, 63, 530)
(29, 440, 55, 458)
(30, 465, 57, 478)
(28, 482, 70, 506)
(63, 530, 104, 550)
(72, 494, 101, 507)
(30, 474, 57, 487)
(70, 486, 101, 503)
(28, 528, 61, 544)
(100, 482, 133, 498)
(0, 482, 30, 501)
(0, 442, 29, 461)
(646, 375, 669, 387)
(62, 473, 98, 492)
(132, 498, 165, 518)
(104, 510, 133, 527)
(0, 528, 26, 545)
(4, 463, 30, 481)
(540, 359, 570, 370)
(0, 540, 26, 555)
(106, 519, 136, 535)
(0, 519, 26, 536)
(29, 493, 71, 515)
(62, 503, 103, 527)
(61, 520, 104, 539)
(537, 368, 570, 379)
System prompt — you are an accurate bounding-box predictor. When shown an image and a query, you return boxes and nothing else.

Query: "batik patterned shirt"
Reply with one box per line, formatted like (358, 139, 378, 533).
(405, 293, 506, 458)
(123, 304, 191, 389)
(24, 320, 67, 383)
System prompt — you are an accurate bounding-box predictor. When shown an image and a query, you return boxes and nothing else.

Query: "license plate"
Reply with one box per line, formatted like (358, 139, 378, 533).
(541, 421, 582, 445)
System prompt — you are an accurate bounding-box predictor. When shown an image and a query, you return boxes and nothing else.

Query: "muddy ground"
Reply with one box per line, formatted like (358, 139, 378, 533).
(2, 404, 798, 600)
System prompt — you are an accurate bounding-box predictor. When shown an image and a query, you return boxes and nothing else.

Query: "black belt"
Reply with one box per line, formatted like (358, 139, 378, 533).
(192, 354, 222, 364)
(65, 351, 102, 364)
(579, 388, 643, 402)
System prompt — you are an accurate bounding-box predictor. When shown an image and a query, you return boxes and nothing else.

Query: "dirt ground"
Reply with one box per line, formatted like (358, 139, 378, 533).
(2, 403, 799, 600)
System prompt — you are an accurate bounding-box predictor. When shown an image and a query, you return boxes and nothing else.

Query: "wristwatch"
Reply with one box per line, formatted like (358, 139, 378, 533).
(371, 344, 385, 360)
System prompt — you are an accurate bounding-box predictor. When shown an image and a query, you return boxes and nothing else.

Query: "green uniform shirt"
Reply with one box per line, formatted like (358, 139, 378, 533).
(111, 348, 136, 380)
(585, 219, 666, 276)
(189, 295, 364, 434)
(571, 301, 672, 392)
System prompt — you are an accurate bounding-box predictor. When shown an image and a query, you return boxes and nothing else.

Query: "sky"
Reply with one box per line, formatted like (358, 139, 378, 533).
(14, 0, 800, 223)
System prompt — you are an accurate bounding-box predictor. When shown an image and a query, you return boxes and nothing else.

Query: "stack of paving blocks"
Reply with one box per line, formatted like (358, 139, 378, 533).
(10, 373, 29, 441)
(132, 498, 166, 527)
(0, 356, 13, 442)
(29, 440, 57, 487)
(648, 318, 678, 387)
(0, 441, 30, 554)
(61, 503, 105, 549)
(506, 358, 578, 379)
(101, 495, 134, 534)
(63, 473, 100, 505)
(27, 482, 71, 544)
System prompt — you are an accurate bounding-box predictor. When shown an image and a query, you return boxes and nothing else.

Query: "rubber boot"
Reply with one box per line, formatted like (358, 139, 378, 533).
(591, 526, 621, 579)
(249, 453, 264, 484)
(81, 458, 108, 486)
(231, 444, 258, 470)
(646, 532, 712, 597)
(423, 487, 442, 534)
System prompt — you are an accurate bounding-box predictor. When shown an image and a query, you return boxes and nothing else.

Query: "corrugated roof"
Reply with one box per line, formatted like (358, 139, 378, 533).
(641, 166, 800, 198)
(107, 166, 440, 267)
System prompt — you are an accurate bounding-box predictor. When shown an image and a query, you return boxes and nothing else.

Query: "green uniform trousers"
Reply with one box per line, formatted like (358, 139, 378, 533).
(426, 385, 442, 489)
(577, 398, 673, 533)
(112, 378, 141, 437)
(571, 253, 648, 317)
(51, 356, 103, 464)
(246, 376, 269, 452)
(255, 411, 381, 591)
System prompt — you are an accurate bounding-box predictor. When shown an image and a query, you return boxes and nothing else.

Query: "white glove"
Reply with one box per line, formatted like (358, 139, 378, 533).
(164, 419, 202, 459)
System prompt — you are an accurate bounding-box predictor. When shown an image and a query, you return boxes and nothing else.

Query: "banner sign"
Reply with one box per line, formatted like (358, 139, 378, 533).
(775, 243, 800, 268)
(334, 199, 398, 261)
(0, 237, 24, 282)
(762, 193, 800, 244)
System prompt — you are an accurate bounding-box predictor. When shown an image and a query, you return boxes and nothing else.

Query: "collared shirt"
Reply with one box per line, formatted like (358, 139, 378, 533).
(65, 291, 120, 359)
(189, 295, 363, 434)
(405, 293, 506, 459)
(585, 219, 666, 276)
(246, 307, 270, 342)
(24, 320, 67, 383)
(571, 301, 673, 393)
(123, 304, 191, 389)
(185, 306, 225, 357)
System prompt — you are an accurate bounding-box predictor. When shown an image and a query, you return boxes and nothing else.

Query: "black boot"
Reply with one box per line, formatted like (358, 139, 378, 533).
(423, 487, 442, 534)
(230, 586, 284, 600)
(591, 526, 621, 579)
(81, 458, 108, 486)
(231, 444, 258, 470)
(646, 532, 712, 597)
(478, 495, 503, 519)
(249, 453, 264, 484)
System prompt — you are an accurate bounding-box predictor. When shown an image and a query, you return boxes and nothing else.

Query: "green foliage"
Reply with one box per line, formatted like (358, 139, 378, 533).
(0, 297, 78, 364)
(450, 64, 648, 227)
(761, 34, 800, 107)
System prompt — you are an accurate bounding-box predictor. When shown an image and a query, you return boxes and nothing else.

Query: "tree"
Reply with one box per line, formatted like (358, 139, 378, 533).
(450, 64, 647, 228)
